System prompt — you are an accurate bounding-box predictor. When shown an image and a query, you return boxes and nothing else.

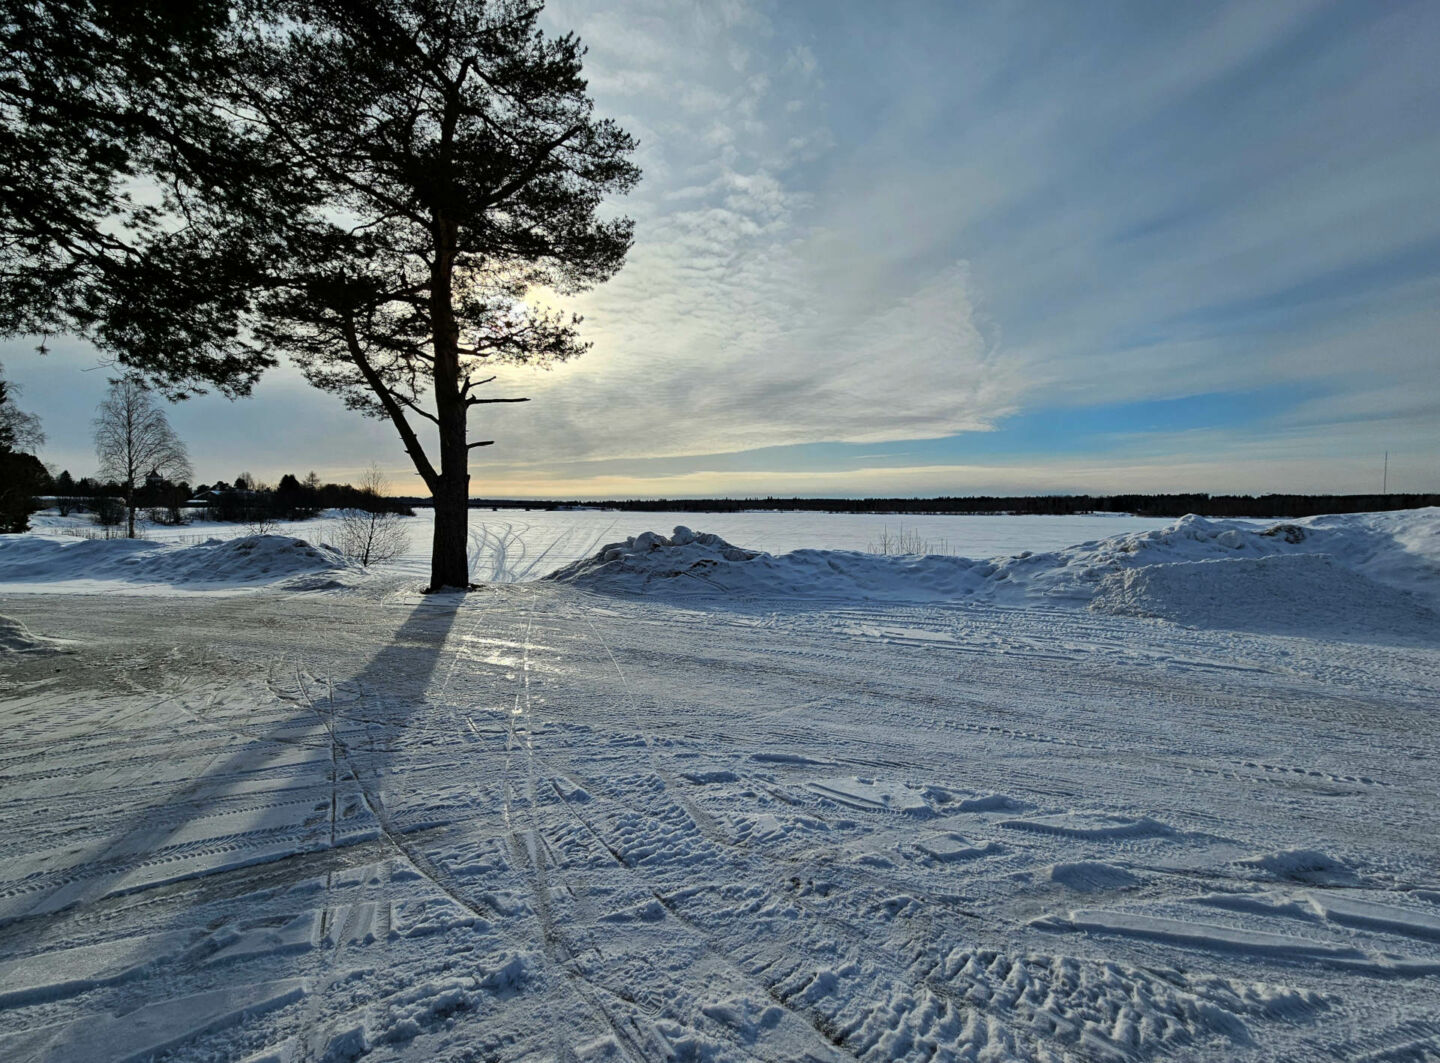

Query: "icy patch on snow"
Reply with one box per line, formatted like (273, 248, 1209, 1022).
(6, 978, 309, 1063)
(999, 811, 1174, 841)
(546, 510, 1440, 640)
(807, 776, 931, 815)
(915, 832, 998, 862)
(0, 929, 194, 1007)
(1032, 908, 1368, 960)
(0, 534, 358, 593)
(1307, 894, 1440, 942)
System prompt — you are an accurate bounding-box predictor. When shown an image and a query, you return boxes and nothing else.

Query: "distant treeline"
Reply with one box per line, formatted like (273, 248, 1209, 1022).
(193, 473, 413, 522)
(440, 493, 1440, 519)
(42, 469, 412, 527)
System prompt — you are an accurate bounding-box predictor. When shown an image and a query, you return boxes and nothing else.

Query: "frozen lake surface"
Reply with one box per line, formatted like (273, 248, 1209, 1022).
(34, 509, 1182, 586)
(450, 509, 1181, 580)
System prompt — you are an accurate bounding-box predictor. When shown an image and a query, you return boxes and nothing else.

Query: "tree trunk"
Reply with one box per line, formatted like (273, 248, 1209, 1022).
(429, 476, 470, 590)
(125, 484, 135, 538)
(429, 381, 471, 590)
(426, 212, 471, 592)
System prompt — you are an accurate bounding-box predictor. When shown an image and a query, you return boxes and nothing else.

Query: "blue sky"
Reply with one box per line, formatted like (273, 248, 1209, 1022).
(5, 0, 1438, 496)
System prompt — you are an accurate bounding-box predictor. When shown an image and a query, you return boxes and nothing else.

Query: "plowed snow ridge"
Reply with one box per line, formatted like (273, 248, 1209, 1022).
(0, 533, 357, 592)
(546, 510, 1440, 640)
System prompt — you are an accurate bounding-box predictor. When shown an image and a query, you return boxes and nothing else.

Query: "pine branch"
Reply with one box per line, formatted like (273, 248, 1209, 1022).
(340, 315, 438, 488)
(394, 392, 440, 425)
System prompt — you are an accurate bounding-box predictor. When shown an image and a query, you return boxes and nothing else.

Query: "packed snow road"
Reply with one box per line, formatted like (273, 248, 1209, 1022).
(2, 577, 1438, 1062)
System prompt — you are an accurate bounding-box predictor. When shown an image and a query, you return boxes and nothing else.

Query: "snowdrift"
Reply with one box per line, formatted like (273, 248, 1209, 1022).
(0, 614, 63, 654)
(0, 534, 357, 592)
(545, 527, 993, 601)
(1089, 555, 1436, 639)
(546, 511, 1440, 640)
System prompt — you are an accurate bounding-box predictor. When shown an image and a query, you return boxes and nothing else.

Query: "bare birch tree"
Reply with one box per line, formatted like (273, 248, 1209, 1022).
(334, 463, 408, 567)
(93, 377, 192, 537)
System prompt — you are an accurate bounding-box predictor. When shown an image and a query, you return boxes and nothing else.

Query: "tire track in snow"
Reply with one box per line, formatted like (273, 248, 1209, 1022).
(525, 593, 1356, 1061)
(499, 592, 669, 1063)
(294, 589, 661, 1062)
(539, 596, 997, 1058)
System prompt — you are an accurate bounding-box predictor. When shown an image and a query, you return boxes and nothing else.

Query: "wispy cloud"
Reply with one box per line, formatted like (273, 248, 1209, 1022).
(5, 0, 1437, 495)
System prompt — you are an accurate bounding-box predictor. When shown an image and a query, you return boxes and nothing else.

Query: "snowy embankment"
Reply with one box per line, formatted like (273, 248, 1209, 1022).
(5, 509, 1437, 639)
(547, 509, 1440, 640)
(0, 533, 357, 594)
(0, 614, 63, 655)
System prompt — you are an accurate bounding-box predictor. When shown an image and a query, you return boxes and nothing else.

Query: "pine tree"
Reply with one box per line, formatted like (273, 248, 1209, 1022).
(230, 1, 639, 589)
(0, 0, 291, 395)
(0, 365, 46, 531)
(1, 1, 639, 590)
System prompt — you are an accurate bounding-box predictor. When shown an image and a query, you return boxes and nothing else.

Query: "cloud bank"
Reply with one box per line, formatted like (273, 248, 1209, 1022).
(5, 0, 1437, 496)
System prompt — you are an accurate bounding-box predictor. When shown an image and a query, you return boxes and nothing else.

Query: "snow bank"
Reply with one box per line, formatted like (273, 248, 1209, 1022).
(1089, 554, 1435, 638)
(0, 614, 62, 654)
(0, 534, 358, 593)
(545, 526, 992, 601)
(1002, 507, 1440, 610)
(546, 511, 1440, 640)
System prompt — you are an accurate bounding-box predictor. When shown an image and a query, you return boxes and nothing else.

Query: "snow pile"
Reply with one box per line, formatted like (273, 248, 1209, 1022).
(546, 511, 1440, 640)
(1088, 554, 1437, 639)
(0, 534, 358, 592)
(544, 526, 992, 601)
(1237, 848, 1362, 886)
(997, 508, 1440, 611)
(0, 614, 61, 655)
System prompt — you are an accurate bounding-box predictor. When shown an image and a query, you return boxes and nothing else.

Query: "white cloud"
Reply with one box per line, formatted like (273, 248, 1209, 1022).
(512, 0, 1024, 465)
(7, 0, 1438, 497)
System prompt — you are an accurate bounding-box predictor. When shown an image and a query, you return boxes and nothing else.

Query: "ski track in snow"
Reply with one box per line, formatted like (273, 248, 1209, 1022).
(1, 514, 1439, 1060)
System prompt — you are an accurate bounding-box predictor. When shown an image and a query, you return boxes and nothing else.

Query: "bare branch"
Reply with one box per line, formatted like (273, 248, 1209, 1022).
(393, 392, 440, 425)
(464, 396, 529, 406)
(340, 317, 439, 489)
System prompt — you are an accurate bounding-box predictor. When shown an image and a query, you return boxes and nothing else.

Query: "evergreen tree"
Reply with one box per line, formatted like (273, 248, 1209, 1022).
(2, 1, 639, 590)
(0, 364, 45, 531)
(229, 0, 639, 589)
(0, 0, 296, 395)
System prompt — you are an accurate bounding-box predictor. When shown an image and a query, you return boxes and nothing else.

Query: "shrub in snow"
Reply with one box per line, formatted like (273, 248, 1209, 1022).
(334, 508, 408, 567)
(92, 495, 125, 528)
(867, 526, 953, 556)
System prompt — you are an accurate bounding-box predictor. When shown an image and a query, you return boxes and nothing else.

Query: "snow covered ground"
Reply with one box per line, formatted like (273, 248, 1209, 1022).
(23, 508, 1182, 588)
(1, 510, 1438, 1061)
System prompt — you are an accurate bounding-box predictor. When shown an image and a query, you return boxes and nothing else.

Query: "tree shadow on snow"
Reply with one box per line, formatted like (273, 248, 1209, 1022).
(0, 593, 464, 1003)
